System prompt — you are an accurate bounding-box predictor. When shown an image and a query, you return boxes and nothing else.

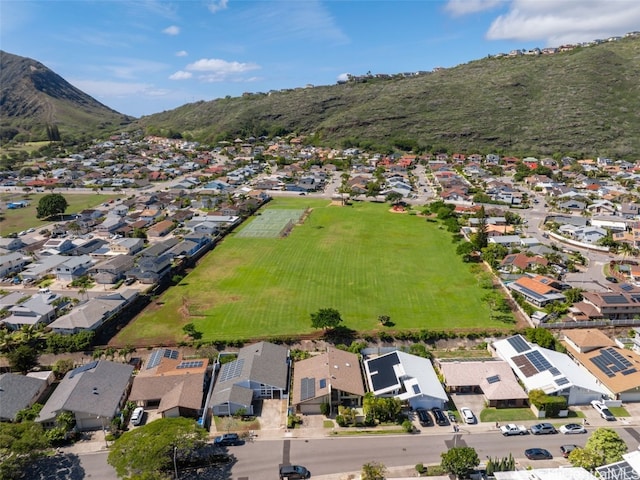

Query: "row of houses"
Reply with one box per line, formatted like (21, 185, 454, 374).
(7, 329, 640, 429)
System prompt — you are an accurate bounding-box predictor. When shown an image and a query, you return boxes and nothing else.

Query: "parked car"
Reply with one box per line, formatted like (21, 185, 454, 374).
(279, 465, 311, 479)
(606, 276, 619, 283)
(591, 400, 616, 421)
(431, 407, 448, 426)
(130, 407, 144, 426)
(416, 408, 433, 427)
(530, 423, 557, 435)
(500, 424, 528, 436)
(213, 433, 242, 446)
(559, 423, 586, 434)
(460, 407, 475, 424)
(560, 444, 578, 458)
(525, 448, 553, 460)
(124, 277, 136, 285)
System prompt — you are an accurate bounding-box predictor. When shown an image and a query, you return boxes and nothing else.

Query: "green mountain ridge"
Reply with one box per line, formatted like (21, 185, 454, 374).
(2, 37, 640, 157)
(0, 50, 133, 143)
(136, 37, 640, 157)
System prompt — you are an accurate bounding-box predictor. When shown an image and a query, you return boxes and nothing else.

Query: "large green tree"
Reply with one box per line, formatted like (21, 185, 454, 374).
(585, 428, 627, 465)
(108, 417, 208, 479)
(310, 308, 343, 331)
(441, 447, 480, 479)
(6, 344, 39, 373)
(0, 421, 51, 480)
(36, 193, 68, 219)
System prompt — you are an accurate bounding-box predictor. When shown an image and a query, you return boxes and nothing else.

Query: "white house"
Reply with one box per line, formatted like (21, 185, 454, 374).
(363, 350, 447, 410)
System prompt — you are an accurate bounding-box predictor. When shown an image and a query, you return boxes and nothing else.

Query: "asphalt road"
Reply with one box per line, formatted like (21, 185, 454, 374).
(75, 426, 640, 480)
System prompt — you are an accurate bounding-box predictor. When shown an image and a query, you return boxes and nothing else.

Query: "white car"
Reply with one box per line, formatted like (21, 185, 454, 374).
(559, 423, 587, 434)
(591, 400, 615, 421)
(460, 407, 475, 424)
(130, 407, 144, 426)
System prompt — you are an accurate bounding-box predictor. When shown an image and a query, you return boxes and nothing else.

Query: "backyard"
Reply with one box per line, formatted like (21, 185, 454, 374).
(114, 198, 507, 345)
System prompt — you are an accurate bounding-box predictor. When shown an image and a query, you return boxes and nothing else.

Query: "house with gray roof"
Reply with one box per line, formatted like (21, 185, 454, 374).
(0, 373, 48, 421)
(37, 360, 133, 431)
(48, 290, 138, 334)
(4, 292, 59, 330)
(20, 255, 68, 282)
(363, 350, 448, 410)
(55, 255, 93, 282)
(210, 341, 290, 416)
(0, 251, 29, 278)
(90, 255, 134, 284)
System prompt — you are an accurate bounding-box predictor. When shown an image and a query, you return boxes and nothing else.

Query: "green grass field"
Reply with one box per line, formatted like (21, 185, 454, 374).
(0, 193, 119, 235)
(114, 198, 505, 345)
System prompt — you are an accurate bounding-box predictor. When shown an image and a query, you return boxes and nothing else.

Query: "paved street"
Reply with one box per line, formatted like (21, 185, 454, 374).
(54, 401, 640, 480)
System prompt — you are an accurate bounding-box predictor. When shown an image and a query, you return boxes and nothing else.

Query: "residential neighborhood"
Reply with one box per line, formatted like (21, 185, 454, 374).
(5, 133, 640, 479)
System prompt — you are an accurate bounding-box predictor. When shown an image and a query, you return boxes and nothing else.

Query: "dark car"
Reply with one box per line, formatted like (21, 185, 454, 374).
(530, 422, 557, 435)
(606, 276, 619, 283)
(213, 433, 242, 446)
(560, 444, 578, 458)
(279, 465, 311, 479)
(431, 407, 448, 426)
(525, 448, 553, 460)
(416, 408, 433, 427)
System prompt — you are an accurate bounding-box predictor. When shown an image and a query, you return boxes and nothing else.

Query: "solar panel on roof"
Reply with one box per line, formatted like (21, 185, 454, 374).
(218, 358, 245, 383)
(69, 360, 98, 378)
(507, 336, 530, 353)
(300, 377, 316, 401)
(176, 360, 204, 369)
(412, 384, 421, 394)
(620, 283, 634, 291)
(555, 377, 570, 386)
(601, 295, 629, 304)
(549, 367, 561, 376)
(486, 375, 501, 384)
(526, 350, 553, 372)
(622, 368, 637, 376)
(163, 349, 179, 360)
(147, 349, 163, 369)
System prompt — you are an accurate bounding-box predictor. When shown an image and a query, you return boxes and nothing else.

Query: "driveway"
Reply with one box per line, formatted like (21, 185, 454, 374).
(450, 393, 487, 423)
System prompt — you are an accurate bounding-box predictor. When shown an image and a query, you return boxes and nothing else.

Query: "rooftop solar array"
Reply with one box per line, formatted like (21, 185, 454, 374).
(549, 367, 561, 376)
(146, 348, 180, 369)
(218, 358, 245, 383)
(507, 336, 530, 354)
(555, 377, 570, 386)
(176, 360, 204, 369)
(69, 360, 98, 379)
(412, 384, 421, 394)
(486, 375, 501, 384)
(525, 351, 553, 372)
(590, 347, 637, 378)
(300, 377, 316, 401)
(367, 352, 401, 392)
(601, 295, 630, 305)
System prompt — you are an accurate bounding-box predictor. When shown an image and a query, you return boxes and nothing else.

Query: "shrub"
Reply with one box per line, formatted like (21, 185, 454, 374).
(416, 463, 426, 475)
(335, 415, 348, 427)
(402, 419, 414, 433)
(320, 402, 330, 416)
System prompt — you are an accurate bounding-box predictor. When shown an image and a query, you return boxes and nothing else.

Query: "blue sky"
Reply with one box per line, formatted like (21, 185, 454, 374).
(2, 0, 640, 118)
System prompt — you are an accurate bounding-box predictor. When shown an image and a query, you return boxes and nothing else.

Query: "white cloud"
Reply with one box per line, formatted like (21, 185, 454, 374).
(208, 0, 228, 14)
(101, 58, 168, 80)
(485, 0, 640, 45)
(444, 0, 504, 17)
(186, 58, 260, 82)
(169, 70, 192, 80)
(176, 50, 188, 57)
(163, 25, 180, 35)
(337, 73, 350, 82)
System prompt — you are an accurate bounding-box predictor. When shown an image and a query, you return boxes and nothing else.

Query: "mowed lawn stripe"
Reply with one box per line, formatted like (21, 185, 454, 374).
(114, 198, 498, 345)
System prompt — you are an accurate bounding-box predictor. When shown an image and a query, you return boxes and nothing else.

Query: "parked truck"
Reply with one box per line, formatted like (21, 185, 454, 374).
(500, 424, 528, 436)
